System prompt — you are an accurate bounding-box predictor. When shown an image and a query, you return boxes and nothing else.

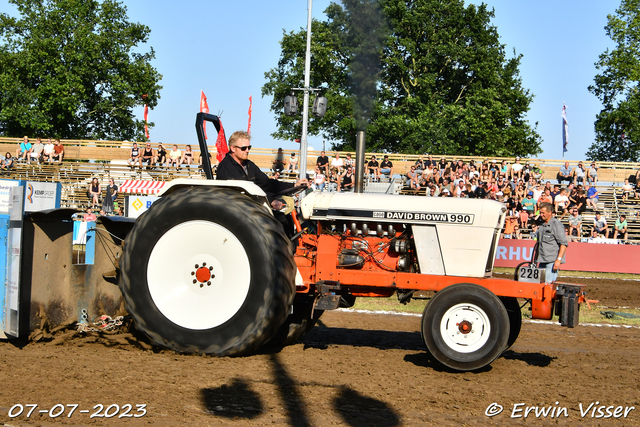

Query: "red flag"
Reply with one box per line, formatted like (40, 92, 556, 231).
(143, 104, 149, 139)
(200, 91, 210, 139)
(215, 119, 229, 163)
(247, 95, 252, 134)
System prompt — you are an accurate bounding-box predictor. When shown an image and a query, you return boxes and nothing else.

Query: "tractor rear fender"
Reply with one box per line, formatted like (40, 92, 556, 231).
(159, 178, 271, 211)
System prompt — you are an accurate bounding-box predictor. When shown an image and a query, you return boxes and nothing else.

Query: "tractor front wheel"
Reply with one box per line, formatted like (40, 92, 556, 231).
(421, 283, 509, 371)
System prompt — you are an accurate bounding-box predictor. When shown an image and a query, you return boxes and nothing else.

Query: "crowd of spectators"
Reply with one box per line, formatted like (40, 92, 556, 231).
(394, 156, 629, 241)
(7, 136, 65, 170)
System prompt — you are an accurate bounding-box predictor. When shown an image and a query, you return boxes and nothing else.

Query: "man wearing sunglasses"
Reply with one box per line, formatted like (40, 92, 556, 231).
(216, 131, 308, 211)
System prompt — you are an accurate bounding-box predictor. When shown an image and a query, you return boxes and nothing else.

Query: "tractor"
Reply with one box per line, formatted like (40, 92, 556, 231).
(117, 113, 586, 372)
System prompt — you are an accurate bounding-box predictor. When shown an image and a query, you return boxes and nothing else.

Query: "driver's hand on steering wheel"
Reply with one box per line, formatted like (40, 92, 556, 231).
(294, 178, 309, 188)
(271, 199, 285, 210)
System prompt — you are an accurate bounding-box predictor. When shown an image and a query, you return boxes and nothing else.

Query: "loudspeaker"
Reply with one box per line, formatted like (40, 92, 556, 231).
(312, 96, 328, 118)
(284, 95, 298, 116)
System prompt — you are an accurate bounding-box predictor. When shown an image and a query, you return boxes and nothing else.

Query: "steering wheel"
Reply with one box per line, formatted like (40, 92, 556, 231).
(273, 185, 308, 197)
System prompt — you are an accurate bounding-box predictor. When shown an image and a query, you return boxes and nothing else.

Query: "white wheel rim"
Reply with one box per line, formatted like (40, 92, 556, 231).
(147, 220, 251, 330)
(439, 303, 491, 353)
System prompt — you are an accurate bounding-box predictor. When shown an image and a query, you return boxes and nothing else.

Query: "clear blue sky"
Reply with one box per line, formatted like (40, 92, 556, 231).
(0, 0, 620, 161)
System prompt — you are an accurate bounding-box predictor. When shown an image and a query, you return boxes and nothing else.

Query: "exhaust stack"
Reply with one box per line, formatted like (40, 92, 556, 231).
(355, 131, 365, 193)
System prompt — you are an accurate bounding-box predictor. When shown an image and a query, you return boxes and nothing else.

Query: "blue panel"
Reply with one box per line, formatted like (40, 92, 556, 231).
(0, 214, 9, 335)
(85, 221, 96, 265)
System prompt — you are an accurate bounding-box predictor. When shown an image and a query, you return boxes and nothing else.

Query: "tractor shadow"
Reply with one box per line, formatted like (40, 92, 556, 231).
(301, 322, 555, 371)
(300, 321, 425, 352)
(200, 353, 401, 427)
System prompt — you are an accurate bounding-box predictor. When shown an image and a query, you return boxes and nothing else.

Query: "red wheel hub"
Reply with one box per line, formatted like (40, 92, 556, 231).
(196, 266, 211, 283)
(457, 320, 472, 334)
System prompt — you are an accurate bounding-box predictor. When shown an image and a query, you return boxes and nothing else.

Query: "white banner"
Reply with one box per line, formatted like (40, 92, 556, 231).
(126, 195, 160, 218)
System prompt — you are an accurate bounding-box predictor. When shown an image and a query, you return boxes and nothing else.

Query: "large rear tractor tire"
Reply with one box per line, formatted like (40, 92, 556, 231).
(118, 187, 296, 356)
(266, 295, 324, 348)
(421, 283, 509, 371)
(500, 296, 522, 351)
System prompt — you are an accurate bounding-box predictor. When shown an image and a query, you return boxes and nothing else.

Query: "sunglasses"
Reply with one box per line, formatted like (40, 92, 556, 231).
(235, 145, 252, 151)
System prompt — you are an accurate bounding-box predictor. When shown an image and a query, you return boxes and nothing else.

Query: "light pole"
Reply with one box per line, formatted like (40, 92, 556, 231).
(298, 0, 313, 179)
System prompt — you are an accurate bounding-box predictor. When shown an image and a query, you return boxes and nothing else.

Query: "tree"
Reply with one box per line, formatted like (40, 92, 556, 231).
(588, 0, 640, 162)
(262, 0, 541, 157)
(0, 0, 162, 140)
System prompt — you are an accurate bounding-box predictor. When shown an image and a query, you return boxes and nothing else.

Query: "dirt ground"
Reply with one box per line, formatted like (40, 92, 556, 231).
(1, 276, 639, 427)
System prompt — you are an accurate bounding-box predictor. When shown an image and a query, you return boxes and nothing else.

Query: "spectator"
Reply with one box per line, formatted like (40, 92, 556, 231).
(474, 182, 488, 199)
(156, 142, 168, 166)
(480, 163, 492, 182)
(284, 152, 298, 173)
(380, 155, 394, 180)
(426, 154, 436, 168)
(489, 159, 500, 178)
(531, 164, 544, 181)
(181, 144, 195, 166)
(29, 137, 44, 164)
(499, 160, 509, 180)
(440, 188, 451, 197)
(271, 170, 281, 180)
(613, 214, 628, 240)
(573, 161, 586, 185)
(414, 157, 425, 173)
(522, 192, 536, 219)
(340, 166, 354, 191)
(538, 188, 553, 208)
(344, 153, 355, 170)
(585, 183, 599, 210)
(406, 165, 421, 194)
(328, 168, 339, 192)
(43, 138, 55, 162)
(453, 180, 466, 197)
(510, 157, 523, 181)
(532, 182, 543, 202)
(316, 150, 329, 175)
(168, 144, 182, 167)
(16, 136, 31, 161)
(102, 178, 118, 215)
(438, 157, 448, 176)
(426, 185, 439, 197)
(84, 208, 97, 222)
(127, 142, 141, 168)
(574, 189, 587, 214)
(51, 139, 64, 162)
(330, 152, 344, 173)
(468, 163, 480, 180)
(367, 155, 380, 181)
(554, 188, 569, 218)
(273, 148, 286, 172)
(116, 206, 124, 216)
(568, 208, 583, 239)
(591, 212, 608, 238)
(88, 177, 101, 208)
(312, 167, 326, 192)
(557, 161, 572, 184)
(588, 162, 599, 185)
(141, 142, 155, 168)
(0, 152, 14, 172)
(621, 178, 635, 201)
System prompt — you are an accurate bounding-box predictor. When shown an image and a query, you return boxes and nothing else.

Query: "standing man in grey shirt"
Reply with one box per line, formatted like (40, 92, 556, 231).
(536, 202, 568, 283)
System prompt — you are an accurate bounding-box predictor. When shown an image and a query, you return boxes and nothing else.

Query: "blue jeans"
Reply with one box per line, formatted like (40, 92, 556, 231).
(538, 262, 558, 283)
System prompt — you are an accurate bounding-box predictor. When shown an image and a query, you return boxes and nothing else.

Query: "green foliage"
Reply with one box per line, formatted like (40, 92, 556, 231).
(262, 0, 541, 157)
(0, 0, 162, 140)
(588, 0, 640, 162)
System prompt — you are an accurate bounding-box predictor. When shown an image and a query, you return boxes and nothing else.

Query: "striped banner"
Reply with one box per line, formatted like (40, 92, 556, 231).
(119, 180, 166, 195)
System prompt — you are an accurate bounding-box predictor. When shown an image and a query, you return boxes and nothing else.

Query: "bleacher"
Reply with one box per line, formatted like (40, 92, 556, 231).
(0, 136, 638, 240)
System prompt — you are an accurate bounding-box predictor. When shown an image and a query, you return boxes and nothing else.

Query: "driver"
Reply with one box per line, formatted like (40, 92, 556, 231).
(216, 131, 308, 211)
